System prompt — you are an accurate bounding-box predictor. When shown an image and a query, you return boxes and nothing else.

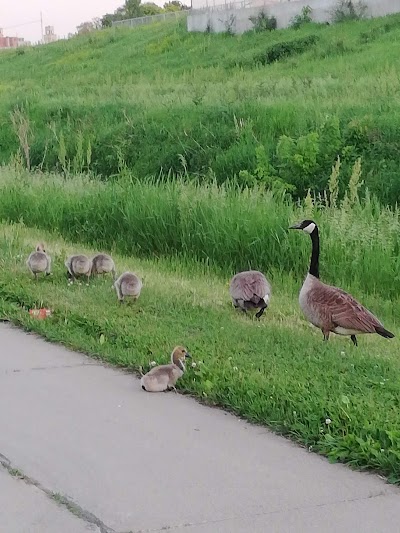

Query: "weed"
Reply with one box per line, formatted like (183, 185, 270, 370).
(254, 35, 319, 65)
(249, 10, 277, 33)
(10, 107, 31, 171)
(290, 6, 313, 30)
(332, 1, 367, 23)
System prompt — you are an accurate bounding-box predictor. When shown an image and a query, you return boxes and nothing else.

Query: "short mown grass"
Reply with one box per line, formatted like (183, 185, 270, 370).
(0, 222, 399, 483)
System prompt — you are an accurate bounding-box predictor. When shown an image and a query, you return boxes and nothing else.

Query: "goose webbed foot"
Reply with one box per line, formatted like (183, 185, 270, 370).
(351, 335, 358, 347)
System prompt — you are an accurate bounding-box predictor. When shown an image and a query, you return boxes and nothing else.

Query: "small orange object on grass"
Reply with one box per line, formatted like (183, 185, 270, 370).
(29, 308, 52, 320)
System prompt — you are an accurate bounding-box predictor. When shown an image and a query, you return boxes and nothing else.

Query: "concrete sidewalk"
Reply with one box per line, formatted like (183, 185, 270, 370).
(0, 322, 399, 533)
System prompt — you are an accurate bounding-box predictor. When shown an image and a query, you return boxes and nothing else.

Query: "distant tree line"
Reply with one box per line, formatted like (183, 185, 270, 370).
(77, 0, 189, 33)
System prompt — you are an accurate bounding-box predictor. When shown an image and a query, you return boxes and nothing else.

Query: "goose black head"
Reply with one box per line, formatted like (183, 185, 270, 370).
(289, 220, 317, 235)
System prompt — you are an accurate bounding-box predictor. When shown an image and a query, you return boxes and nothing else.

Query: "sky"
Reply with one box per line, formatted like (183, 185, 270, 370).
(1, 0, 147, 43)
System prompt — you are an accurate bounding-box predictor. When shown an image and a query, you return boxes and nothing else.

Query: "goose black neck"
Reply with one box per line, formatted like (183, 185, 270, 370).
(309, 227, 320, 278)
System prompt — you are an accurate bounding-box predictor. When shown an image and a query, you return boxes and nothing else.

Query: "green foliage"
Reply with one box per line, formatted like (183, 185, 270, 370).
(0, 218, 399, 482)
(332, 1, 367, 23)
(254, 35, 319, 64)
(290, 6, 313, 29)
(164, 1, 188, 11)
(1, 16, 400, 202)
(249, 10, 277, 33)
(1, 166, 400, 301)
(141, 2, 164, 15)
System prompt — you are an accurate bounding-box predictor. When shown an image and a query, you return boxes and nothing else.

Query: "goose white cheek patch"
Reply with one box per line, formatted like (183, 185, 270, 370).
(303, 223, 316, 234)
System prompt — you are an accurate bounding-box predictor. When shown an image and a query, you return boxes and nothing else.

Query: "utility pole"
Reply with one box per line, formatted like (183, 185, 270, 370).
(40, 11, 44, 43)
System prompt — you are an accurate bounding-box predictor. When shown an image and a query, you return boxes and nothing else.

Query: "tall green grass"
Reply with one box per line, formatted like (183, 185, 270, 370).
(1, 16, 400, 201)
(1, 167, 399, 302)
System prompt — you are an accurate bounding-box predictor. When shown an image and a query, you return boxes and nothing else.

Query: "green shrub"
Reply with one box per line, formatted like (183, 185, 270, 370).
(254, 35, 319, 64)
(249, 10, 277, 32)
(332, 1, 367, 23)
(290, 6, 313, 29)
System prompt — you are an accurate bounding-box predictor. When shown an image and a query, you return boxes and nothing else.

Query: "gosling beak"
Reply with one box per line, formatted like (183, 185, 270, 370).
(185, 352, 192, 359)
(289, 222, 302, 230)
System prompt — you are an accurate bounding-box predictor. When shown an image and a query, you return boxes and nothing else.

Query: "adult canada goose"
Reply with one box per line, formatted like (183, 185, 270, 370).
(27, 243, 51, 279)
(140, 346, 191, 392)
(91, 253, 116, 280)
(113, 271, 142, 302)
(65, 254, 92, 282)
(229, 270, 271, 318)
(289, 219, 394, 346)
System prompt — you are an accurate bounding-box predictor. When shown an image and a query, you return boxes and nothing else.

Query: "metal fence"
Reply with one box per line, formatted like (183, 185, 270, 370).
(112, 10, 190, 29)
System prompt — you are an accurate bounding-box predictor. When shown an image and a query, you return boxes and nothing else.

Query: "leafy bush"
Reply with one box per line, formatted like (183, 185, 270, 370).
(290, 6, 313, 29)
(332, 1, 367, 23)
(254, 34, 319, 64)
(249, 10, 277, 32)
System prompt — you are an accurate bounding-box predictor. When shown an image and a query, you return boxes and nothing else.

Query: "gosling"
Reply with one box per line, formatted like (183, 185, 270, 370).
(27, 243, 51, 280)
(229, 270, 271, 319)
(113, 271, 142, 302)
(91, 253, 116, 280)
(65, 254, 92, 282)
(141, 346, 191, 392)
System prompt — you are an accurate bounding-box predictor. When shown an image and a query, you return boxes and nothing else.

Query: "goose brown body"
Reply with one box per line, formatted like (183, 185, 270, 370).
(140, 346, 191, 392)
(229, 270, 271, 318)
(290, 220, 394, 345)
(300, 273, 391, 340)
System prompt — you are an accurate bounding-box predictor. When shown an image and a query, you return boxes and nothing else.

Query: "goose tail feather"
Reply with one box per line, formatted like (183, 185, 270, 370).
(375, 326, 394, 339)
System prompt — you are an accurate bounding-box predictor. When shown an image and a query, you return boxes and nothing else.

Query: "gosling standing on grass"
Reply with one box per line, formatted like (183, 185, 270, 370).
(113, 271, 142, 302)
(27, 243, 51, 279)
(91, 253, 116, 280)
(65, 254, 92, 282)
(140, 346, 191, 392)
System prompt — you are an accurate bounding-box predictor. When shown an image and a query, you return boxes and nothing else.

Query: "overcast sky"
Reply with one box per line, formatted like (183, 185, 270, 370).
(2, 0, 155, 43)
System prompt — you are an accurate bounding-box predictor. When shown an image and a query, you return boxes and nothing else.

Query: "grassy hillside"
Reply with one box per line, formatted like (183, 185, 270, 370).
(1, 15, 400, 201)
(0, 221, 399, 482)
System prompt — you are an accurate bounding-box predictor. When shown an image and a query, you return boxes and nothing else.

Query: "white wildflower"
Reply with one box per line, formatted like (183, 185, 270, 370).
(150, 361, 157, 367)
(233, 366, 238, 371)
(191, 362, 197, 368)
(340, 351, 345, 356)
(325, 418, 332, 425)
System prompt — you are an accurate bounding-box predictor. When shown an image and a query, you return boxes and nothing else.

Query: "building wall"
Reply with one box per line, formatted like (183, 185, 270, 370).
(0, 36, 20, 48)
(187, 0, 400, 33)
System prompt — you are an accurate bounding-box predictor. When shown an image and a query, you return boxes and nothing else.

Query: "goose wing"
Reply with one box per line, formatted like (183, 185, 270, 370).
(143, 365, 173, 388)
(230, 272, 269, 302)
(317, 284, 382, 333)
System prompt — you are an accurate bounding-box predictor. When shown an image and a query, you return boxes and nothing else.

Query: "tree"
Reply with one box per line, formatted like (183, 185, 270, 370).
(77, 18, 103, 33)
(141, 2, 164, 15)
(92, 17, 102, 29)
(101, 14, 114, 28)
(164, 0, 188, 11)
(119, 0, 142, 18)
(77, 21, 95, 34)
